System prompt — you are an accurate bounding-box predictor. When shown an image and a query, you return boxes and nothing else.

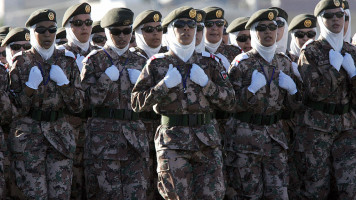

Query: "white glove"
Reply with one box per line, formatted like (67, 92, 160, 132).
(127, 68, 141, 84)
(247, 69, 267, 94)
(279, 70, 297, 95)
(329, 49, 343, 71)
(25, 66, 43, 90)
(292, 62, 303, 82)
(76, 54, 85, 73)
(216, 53, 231, 72)
(164, 64, 182, 88)
(190, 63, 209, 87)
(105, 65, 120, 81)
(342, 53, 356, 78)
(50, 65, 70, 86)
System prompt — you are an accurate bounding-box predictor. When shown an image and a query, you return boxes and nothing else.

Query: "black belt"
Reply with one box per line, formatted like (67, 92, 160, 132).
(139, 111, 160, 120)
(161, 113, 213, 126)
(233, 111, 282, 126)
(214, 110, 232, 120)
(305, 99, 350, 115)
(92, 107, 139, 120)
(64, 109, 92, 119)
(29, 109, 64, 122)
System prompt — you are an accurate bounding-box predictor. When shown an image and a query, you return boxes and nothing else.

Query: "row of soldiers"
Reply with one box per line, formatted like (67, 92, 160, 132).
(0, 0, 355, 199)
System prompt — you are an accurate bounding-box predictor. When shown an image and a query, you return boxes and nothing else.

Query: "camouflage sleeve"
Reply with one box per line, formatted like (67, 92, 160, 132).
(201, 62, 235, 111)
(0, 90, 13, 124)
(81, 56, 113, 106)
(298, 49, 342, 101)
(131, 62, 169, 112)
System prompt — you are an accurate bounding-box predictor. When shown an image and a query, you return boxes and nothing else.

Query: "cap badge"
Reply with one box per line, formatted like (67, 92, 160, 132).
(334, 0, 340, 7)
(25, 33, 30, 41)
(85, 5, 91, 13)
(304, 19, 312, 28)
(48, 12, 55, 21)
(268, 12, 274, 20)
(216, 10, 223, 18)
(153, 14, 159, 22)
(197, 13, 202, 22)
(189, 9, 196, 19)
(123, 19, 131, 26)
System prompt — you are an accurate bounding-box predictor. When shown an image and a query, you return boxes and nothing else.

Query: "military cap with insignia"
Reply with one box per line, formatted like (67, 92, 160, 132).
(101, 8, 134, 28)
(1, 27, 30, 47)
(56, 27, 66, 39)
(25, 8, 56, 27)
(226, 17, 250, 33)
(162, 6, 197, 28)
(245, 9, 278, 29)
(92, 21, 104, 34)
(62, 2, 91, 27)
(314, 0, 343, 16)
(202, 6, 224, 21)
(0, 26, 11, 42)
(133, 10, 162, 30)
(269, 7, 288, 21)
(288, 14, 317, 31)
(196, 9, 207, 23)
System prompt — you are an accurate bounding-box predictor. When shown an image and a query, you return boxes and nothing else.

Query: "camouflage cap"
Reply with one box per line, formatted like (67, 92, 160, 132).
(62, 2, 91, 27)
(269, 7, 288, 21)
(288, 14, 317, 31)
(56, 27, 66, 39)
(245, 9, 278, 29)
(226, 17, 250, 33)
(1, 27, 30, 46)
(91, 21, 104, 34)
(100, 8, 134, 28)
(133, 10, 162, 30)
(202, 6, 224, 21)
(195, 9, 207, 23)
(162, 6, 197, 28)
(314, 0, 343, 16)
(25, 8, 56, 27)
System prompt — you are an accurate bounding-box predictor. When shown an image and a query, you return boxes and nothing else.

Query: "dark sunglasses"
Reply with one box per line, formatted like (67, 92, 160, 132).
(0, 51, 5, 57)
(345, 15, 349, 21)
(204, 20, 225, 28)
(35, 26, 57, 34)
(70, 19, 93, 27)
(92, 36, 106, 43)
(276, 20, 285, 28)
(294, 31, 316, 39)
(236, 35, 251, 42)
(322, 11, 344, 19)
(173, 20, 197, 29)
(10, 43, 32, 51)
(109, 27, 132, 35)
(197, 25, 204, 32)
(141, 25, 163, 33)
(255, 23, 278, 32)
(56, 41, 67, 45)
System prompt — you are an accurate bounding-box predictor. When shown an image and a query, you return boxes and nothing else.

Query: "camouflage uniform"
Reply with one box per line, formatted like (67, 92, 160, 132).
(131, 51, 235, 200)
(8, 48, 84, 199)
(226, 49, 301, 200)
(296, 39, 356, 199)
(61, 43, 99, 200)
(81, 44, 149, 200)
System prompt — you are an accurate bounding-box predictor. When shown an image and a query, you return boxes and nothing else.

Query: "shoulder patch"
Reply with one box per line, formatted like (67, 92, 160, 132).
(201, 51, 220, 62)
(83, 49, 98, 63)
(301, 39, 315, 51)
(232, 52, 249, 67)
(278, 52, 292, 62)
(64, 50, 76, 59)
(56, 45, 66, 50)
(12, 51, 23, 61)
(220, 70, 228, 81)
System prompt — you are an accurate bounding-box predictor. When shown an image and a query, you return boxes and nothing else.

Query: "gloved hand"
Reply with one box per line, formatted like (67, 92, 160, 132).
(342, 53, 356, 78)
(292, 62, 303, 82)
(247, 69, 267, 94)
(216, 53, 231, 72)
(76, 54, 85, 73)
(329, 49, 343, 71)
(105, 65, 120, 81)
(50, 65, 70, 86)
(190, 63, 209, 87)
(279, 70, 297, 95)
(127, 68, 141, 84)
(25, 66, 43, 89)
(164, 64, 182, 88)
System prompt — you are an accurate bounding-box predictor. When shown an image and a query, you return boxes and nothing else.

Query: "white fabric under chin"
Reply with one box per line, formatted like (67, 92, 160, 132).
(5, 43, 13, 66)
(135, 24, 162, 59)
(317, 9, 344, 52)
(30, 24, 55, 61)
(65, 17, 90, 52)
(250, 21, 277, 63)
(104, 28, 130, 56)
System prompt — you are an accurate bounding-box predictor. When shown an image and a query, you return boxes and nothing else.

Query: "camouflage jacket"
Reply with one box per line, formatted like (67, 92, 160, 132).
(62, 43, 100, 57)
(298, 39, 356, 133)
(130, 46, 168, 60)
(287, 51, 299, 63)
(206, 43, 242, 63)
(0, 63, 13, 125)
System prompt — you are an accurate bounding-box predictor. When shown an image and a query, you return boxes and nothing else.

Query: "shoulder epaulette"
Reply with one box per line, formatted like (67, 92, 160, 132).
(64, 49, 76, 59)
(12, 51, 23, 61)
(83, 49, 98, 63)
(278, 52, 292, 62)
(232, 52, 249, 67)
(301, 39, 315, 51)
(201, 51, 220, 62)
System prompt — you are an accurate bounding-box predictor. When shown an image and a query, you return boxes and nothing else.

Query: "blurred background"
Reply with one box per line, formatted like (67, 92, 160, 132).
(1, 0, 355, 37)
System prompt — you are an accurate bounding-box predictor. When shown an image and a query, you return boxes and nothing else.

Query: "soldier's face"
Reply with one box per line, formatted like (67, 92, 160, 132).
(109, 25, 132, 49)
(276, 17, 285, 42)
(173, 18, 196, 45)
(35, 21, 56, 49)
(142, 22, 162, 48)
(295, 28, 316, 48)
(236, 30, 252, 52)
(195, 24, 204, 46)
(0, 46, 6, 64)
(71, 14, 92, 43)
(204, 19, 224, 44)
(322, 8, 345, 34)
(92, 32, 106, 47)
(10, 41, 31, 56)
(256, 20, 277, 47)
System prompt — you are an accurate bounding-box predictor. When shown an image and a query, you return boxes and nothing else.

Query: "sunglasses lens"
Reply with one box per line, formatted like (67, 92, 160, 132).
(122, 28, 132, 35)
(85, 20, 93, 26)
(306, 31, 316, 38)
(142, 26, 154, 33)
(72, 20, 83, 26)
(268, 24, 277, 31)
(23, 44, 32, 50)
(173, 20, 185, 28)
(204, 21, 214, 27)
(295, 32, 305, 38)
(236, 35, 250, 42)
(10, 44, 21, 51)
(276, 20, 285, 28)
(256, 25, 267, 32)
(216, 21, 225, 27)
(335, 12, 344, 18)
(35, 27, 46, 34)
(197, 25, 204, 31)
(187, 21, 196, 28)
(93, 37, 106, 43)
(48, 27, 57, 34)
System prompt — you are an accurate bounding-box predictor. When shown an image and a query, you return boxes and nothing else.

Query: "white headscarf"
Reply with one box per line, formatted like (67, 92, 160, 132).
(229, 31, 239, 47)
(162, 33, 169, 48)
(5, 43, 14, 66)
(104, 28, 131, 56)
(276, 17, 289, 53)
(135, 24, 162, 58)
(204, 27, 222, 53)
(317, 9, 344, 52)
(30, 24, 55, 60)
(195, 22, 205, 53)
(251, 21, 277, 63)
(289, 28, 318, 57)
(167, 21, 196, 62)
(344, 9, 351, 43)
(65, 17, 90, 52)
